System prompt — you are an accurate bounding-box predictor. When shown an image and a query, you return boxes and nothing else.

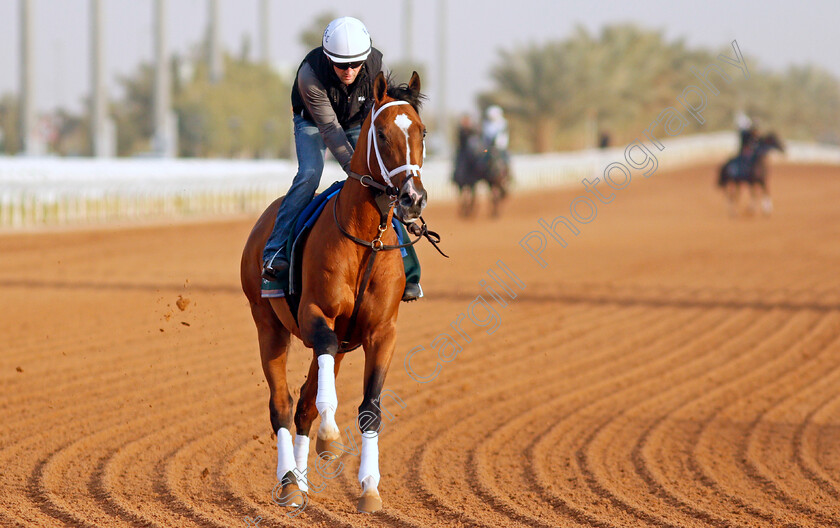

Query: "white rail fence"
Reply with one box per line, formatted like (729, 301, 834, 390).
(1, 132, 838, 229)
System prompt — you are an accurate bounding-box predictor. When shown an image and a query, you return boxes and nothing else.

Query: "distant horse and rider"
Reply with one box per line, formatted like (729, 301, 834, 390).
(718, 116, 785, 216)
(452, 106, 512, 218)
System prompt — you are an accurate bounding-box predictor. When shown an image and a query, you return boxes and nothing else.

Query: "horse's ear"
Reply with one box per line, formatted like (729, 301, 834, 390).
(408, 71, 421, 94)
(374, 72, 387, 104)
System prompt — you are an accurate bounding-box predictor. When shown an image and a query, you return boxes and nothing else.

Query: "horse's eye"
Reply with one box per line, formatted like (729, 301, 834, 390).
(422, 130, 427, 138)
(377, 130, 387, 141)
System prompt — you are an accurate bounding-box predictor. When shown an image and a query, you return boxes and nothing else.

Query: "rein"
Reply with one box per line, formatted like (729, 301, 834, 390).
(334, 101, 447, 350)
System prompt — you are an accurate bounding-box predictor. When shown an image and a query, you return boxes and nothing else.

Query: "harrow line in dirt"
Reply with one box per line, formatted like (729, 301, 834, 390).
(681, 312, 837, 527)
(625, 311, 825, 521)
(648, 314, 830, 526)
(446, 308, 705, 527)
(795, 389, 840, 501)
(526, 308, 772, 527)
(387, 305, 665, 527)
(410, 307, 712, 527)
(624, 312, 829, 528)
(735, 316, 840, 524)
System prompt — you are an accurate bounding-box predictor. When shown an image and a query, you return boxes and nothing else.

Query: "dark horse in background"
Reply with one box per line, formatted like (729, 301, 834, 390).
(242, 72, 428, 514)
(718, 131, 784, 216)
(452, 126, 510, 218)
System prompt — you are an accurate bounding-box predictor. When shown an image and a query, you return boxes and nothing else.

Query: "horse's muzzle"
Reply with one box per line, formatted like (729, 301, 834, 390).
(397, 177, 427, 221)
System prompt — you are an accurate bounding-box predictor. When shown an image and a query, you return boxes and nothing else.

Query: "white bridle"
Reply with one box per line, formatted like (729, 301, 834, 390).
(365, 100, 424, 189)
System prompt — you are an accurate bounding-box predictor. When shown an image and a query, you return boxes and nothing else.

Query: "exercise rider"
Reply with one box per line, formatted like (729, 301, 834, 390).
(262, 16, 423, 301)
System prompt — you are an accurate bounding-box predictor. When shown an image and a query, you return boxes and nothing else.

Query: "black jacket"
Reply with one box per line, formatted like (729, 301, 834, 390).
(291, 46, 384, 129)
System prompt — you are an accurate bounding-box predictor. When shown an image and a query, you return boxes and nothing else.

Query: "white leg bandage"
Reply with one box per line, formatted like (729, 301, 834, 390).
(315, 355, 339, 438)
(315, 355, 337, 414)
(358, 431, 380, 491)
(293, 434, 310, 492)
(276, 427, 297, 482)
(762, 197, 773, 214)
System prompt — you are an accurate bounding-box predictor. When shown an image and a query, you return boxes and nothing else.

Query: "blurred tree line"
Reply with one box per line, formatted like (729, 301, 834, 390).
(110, 51, 292, 158)
(0, 46, 294, 157)
(2, 21, 837, 157)
(481, 25, 840, 152)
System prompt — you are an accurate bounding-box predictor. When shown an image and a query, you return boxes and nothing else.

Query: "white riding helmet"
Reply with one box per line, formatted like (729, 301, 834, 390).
(486, 105, 504, 121)
(322, 17, 372, 63)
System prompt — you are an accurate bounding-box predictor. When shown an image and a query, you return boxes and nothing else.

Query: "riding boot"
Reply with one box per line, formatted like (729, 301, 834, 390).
(262, 252, 290, 282)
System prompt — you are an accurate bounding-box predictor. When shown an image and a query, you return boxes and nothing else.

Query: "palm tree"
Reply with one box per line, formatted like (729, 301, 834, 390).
(487, 43, 569, 152)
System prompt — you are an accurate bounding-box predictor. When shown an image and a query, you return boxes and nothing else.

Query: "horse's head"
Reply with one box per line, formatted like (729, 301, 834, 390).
(761, 132, 785, 153)
(364, 71, 427, 222)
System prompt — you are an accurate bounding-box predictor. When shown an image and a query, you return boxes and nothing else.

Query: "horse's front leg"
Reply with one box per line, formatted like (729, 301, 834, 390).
(755, 174, 772, 215)
(356, 323, 397, 513)
(293, 347, 344, 493)
(299, 310, 342, 460)
(726, 182, 738, 217)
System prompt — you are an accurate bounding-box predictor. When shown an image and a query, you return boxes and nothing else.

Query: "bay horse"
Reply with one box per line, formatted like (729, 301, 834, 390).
(453, 128, 510, 218)
(718, 131, 784, 216)
(241, 72, 428, 513)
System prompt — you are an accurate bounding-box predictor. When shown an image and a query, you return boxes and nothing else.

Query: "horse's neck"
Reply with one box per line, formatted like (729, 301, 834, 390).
(754, 143, 773, 160)
(337, 179, 393, 241)
(337, 106, 398, 241)
(339, 115, 388, 234)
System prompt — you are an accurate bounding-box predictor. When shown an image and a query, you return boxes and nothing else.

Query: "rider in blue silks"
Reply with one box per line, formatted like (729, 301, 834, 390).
(261, 16, 422, 302)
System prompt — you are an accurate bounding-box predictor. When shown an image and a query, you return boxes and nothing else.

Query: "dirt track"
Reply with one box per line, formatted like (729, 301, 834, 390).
(2, 162, 840, 528)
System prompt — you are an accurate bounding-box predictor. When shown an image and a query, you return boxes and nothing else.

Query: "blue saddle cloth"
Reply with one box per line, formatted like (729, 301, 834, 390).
(294, 181, 345, 240)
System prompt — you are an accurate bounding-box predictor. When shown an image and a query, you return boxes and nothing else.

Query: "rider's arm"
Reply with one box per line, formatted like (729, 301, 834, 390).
(297, 63, 354, 174)
(496, 125, 509, 150)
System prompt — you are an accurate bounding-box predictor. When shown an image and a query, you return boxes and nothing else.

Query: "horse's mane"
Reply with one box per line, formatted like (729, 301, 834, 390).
(385, 74, 427, 112)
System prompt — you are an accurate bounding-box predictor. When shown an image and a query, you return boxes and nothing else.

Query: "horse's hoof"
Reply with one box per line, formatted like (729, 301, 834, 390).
(280, 484, 304, 507)
(274, 472, 307, 507)
(315, 434, 340, 460)
(357, 492, 382, 513)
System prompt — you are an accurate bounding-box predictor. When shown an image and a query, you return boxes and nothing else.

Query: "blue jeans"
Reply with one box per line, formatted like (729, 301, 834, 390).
(263, 115, 361, 265)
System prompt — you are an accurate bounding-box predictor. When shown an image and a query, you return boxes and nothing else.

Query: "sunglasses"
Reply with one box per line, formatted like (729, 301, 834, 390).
(333, 60, 364, 70)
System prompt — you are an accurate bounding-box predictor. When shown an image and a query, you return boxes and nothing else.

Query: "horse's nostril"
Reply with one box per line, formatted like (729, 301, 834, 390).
(400, 194, 413, 207)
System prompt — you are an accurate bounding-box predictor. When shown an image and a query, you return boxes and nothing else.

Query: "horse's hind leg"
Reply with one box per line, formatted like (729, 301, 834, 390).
(250, 303, 305, 507)
(458, 187, 472, 218)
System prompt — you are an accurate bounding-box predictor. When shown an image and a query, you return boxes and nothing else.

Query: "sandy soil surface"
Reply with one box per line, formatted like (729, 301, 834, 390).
(2, 162, 840, 528)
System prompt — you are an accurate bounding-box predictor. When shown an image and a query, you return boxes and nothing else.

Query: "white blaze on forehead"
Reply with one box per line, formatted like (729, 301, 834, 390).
(394, 113, 412, 132)
(394, 113, 413, 167)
